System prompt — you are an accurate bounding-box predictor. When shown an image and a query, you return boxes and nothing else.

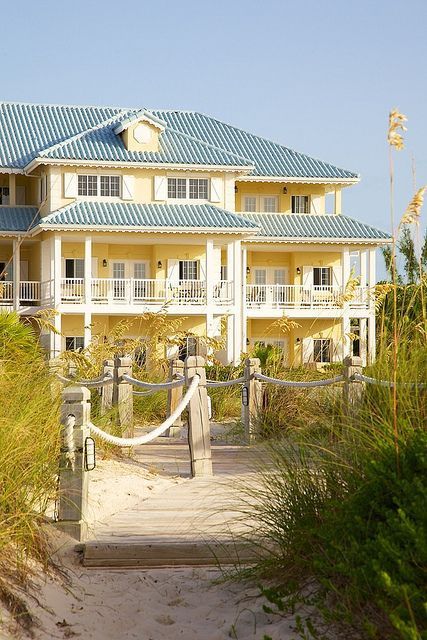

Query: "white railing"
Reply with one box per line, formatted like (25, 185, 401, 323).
(167, 279, 206, 305)
(246, 284, 368, 309)
(213, 280, 234, 305)
(349, 286, 370, 308)
(61, 278, 84, 302)
(0, 281, 13, 303)
(19, 281, 41, 303)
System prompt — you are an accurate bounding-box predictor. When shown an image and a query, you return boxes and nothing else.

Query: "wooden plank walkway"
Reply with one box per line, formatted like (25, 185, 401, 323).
(84, 437, 260, 568)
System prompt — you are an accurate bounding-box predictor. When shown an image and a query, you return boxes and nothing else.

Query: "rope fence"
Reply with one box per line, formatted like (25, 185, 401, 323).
(353, 372, 426, 389)
(121, 374, 185, 391)
(254, 372, 345, 388)
(87, 374, 200, 447)
(56, 372, 113, 388)
(206, 376, 245, 388)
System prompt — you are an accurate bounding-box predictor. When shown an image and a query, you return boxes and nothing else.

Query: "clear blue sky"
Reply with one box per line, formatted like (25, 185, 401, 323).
(2, 0, 426, 276)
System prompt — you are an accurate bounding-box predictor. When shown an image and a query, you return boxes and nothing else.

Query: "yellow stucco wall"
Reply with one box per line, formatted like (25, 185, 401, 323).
(235, 181, 329, 214)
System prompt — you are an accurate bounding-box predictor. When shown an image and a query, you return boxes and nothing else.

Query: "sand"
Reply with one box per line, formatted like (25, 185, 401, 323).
(1, 454, 317, 639)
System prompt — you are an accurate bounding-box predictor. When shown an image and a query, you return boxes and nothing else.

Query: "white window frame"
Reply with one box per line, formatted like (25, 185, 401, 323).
(65, 336, 84, 351)
(64, 258, 85, 279)
(179, 260, 199, 280)
(77, 174, 121, 198)
(242, 195, 279, 213)
(166, 176, 210, 202)
(291, 195, 310, 214)
(313, 267, 332, 287)
(313, 338, 332, 363)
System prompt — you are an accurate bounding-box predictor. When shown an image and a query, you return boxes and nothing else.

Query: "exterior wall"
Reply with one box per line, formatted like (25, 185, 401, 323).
(248, 317, 343, 366)
(39, 165, 232, 217)
(235, 181, 328, 214)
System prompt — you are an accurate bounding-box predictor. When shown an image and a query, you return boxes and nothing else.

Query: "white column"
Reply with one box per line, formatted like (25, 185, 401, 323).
(226, 314, 234, 363)
(84, 236, 92, 305)
(241, 246, 248, 352)
(368, 315, 376, 363)
(84, 311, 92, 348)
(232, 239, 242, 364)
(368, 248, 376, 290)
(342, 246, 350, 288)
(359, 318, 367, 366)
(360, 249, 368, 286)
(51, 234, 62, 359)
(205, 239, 215, 356)
(226, 241, 235, 363)
(9, 174, 16, 206)
(342, 315, 351, 361)
(12, 238, 20, 311)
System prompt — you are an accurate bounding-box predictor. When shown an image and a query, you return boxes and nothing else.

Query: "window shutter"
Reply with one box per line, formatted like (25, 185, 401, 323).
(64, 173, 77, 198)
(154, 176, 167, 201)
(199, 260, 206, 281)
(16, 186, 26, 205)
(302, 337, 314, 364)
(302, 266, 313, 289)
(91, 258, 98, 277)
(213, 246, 222, 280)
(310, 195, 322, 214)
(167, 259, 179, 285)
(20, 261, 29, 280)
(166, 344, 179, 360)
(122, 175, 134, 201)
(332, 266, 342, 287)
(209, 177, 222, 203)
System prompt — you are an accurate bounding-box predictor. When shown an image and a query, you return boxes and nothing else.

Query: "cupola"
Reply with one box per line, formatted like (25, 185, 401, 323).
(114, 110, 166, 152)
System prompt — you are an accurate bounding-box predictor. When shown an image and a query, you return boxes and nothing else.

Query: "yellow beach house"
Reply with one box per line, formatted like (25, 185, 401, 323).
(0, 102, 391, 366)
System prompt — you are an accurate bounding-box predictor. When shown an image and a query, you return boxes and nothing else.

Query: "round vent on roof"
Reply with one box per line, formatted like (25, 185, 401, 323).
(133, 123, 152, 144)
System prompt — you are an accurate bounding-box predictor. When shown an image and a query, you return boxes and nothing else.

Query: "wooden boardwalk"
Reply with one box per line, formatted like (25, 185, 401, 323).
(84, 436, 260, 568)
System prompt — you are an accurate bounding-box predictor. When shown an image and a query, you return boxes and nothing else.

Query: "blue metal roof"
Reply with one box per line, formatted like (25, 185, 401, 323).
(243, 213, 391, 241)
(39, 119, 253, 168)
(151, 110, 359, 179)
(40, 202, 259, 232)
(0, 102, 358, 178)
(0, 207, 40, 232)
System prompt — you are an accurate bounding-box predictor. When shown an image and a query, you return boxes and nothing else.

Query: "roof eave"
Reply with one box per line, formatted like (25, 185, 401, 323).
(238, 176, 360, 185)
(245, 235, 392, 244)
(37, 223, 259, 235)
(25, 157, 254, 174)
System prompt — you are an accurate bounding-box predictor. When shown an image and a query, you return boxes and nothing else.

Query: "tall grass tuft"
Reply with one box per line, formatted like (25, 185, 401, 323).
(0, 313, 60, 628)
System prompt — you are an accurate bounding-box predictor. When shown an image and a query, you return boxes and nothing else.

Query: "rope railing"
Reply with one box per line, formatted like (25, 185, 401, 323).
(206, 376, 245, 388)
(121, 374, 185, 390)
(353, 372, 426, 389)
(254, 372, 345, 388)
(88, 374, 200, 447)
(56, 372, 114, 388)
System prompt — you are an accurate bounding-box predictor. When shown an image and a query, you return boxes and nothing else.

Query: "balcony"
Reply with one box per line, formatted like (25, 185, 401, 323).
(246, 284, 370, 310)
(0, 281, 41, 306)
(60, 278, 234, 307)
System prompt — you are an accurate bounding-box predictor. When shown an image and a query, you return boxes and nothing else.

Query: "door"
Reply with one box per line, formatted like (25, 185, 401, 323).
(272, 268, 287, 304)
(133, 262, 148, 300)
(253, 269, 267, 303)
(113, 262, 125, 300)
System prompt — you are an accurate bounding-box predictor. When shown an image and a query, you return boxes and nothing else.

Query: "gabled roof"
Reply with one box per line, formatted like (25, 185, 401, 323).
(113, 110, 166, 134)
(0, 102, 358, 180)
(0, 207, 39, 233)
(39, 202, 259, 234)
(243, 213, 391, 243)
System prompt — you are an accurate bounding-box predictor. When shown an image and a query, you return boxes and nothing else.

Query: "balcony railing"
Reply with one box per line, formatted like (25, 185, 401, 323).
(60, 278, 234, 306)
(0, 281, 41, 305)
(246, 285, 370, 309)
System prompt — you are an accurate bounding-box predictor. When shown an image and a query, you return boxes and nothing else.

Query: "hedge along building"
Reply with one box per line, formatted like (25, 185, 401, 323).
(0, 102, 391, 366)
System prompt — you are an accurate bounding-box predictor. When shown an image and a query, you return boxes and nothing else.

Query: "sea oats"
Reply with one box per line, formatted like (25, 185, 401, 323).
(400, 186, 427, 226)
(388, 109, 407, 150)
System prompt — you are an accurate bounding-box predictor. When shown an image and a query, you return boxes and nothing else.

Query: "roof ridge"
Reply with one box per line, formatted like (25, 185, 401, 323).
(0, 99, 139, 112)
(36, 108, 136, 160)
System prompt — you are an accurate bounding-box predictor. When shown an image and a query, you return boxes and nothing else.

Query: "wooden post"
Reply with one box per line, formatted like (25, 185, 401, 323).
(343, 355, 364, 411)
(113, 356, 133, 438)
(57, 386, 91, 541)
(184, 356, 213, 478)
(165, 359, 184, 438)
(100, 359, 114, 415)
(242, 358, 262, 443)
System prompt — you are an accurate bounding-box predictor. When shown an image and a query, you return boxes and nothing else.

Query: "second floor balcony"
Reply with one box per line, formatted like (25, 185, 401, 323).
(246, 284, 370, 310)
(60, 278, 234, 307)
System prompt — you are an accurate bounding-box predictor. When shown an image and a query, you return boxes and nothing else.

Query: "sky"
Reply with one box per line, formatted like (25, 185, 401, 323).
(1, 0, 426, 277)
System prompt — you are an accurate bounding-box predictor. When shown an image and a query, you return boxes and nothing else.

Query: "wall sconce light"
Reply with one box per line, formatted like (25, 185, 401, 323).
(295, 337, 301, 345)
(246, 266, 251, 275)
(102, 259, 108, 268)
(296, 267, 301, 275)
(283, 186, 288, 194)
(157, 260, 162, 270)
(246, 338, 250, 346)
(234, 185, 238, 193)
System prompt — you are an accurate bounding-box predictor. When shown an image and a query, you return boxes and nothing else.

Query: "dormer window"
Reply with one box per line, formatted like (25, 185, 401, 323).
(189, 178, 208, 199)
(78, 175, 98, 196)
(168, 178, 187, 199)
(100, 176, 120, 197)
(291, 195, 310, 214)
